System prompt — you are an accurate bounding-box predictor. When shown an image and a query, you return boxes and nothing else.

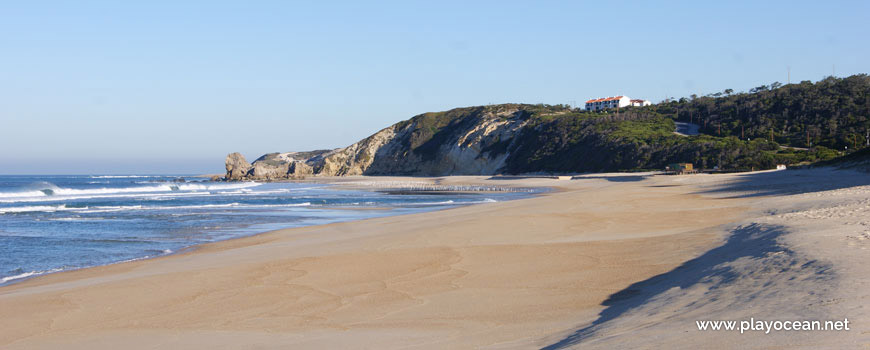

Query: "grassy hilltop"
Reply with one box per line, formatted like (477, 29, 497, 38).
(403, 75, 868, 173)
(227, 75, 869, 179)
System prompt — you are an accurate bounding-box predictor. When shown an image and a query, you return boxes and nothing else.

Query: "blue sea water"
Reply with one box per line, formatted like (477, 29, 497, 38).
(0, 175, 531, 285)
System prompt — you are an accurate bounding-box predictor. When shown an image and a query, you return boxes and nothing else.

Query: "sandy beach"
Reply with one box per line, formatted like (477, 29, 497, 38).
(2, 170, 868, 349)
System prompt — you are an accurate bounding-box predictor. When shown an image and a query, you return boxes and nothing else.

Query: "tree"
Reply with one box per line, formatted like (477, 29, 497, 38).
(664, 75, 870, 150)
(724, 89, 734, 95)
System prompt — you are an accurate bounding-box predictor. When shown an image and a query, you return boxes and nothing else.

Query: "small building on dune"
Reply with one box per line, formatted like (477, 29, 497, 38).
(630, 99, 652, 107)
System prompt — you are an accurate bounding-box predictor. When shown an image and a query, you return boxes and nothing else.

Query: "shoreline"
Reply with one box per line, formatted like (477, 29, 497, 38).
(5, 170, 866, 349)
(0, 177, 543, 288)
(1, 173, 745, 348)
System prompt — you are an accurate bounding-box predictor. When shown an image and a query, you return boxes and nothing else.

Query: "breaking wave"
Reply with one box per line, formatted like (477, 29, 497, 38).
(0, 182, 261, 202)
(0, 268, 65, 284)
(89, 175, 164, 179)
(1, 202, 313, 214)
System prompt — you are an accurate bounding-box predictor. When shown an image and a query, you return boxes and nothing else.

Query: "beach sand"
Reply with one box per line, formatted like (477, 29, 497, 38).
(1, 170, 867, 349)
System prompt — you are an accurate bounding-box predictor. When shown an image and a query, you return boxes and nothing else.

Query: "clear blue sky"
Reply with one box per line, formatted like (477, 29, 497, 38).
(1, 0, 867, 174)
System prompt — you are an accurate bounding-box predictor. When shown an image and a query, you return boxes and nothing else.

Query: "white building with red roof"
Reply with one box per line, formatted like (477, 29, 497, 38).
(630, 99, 652, 107)
(585, 96, 631, 111)
(585, 96, 652, 111)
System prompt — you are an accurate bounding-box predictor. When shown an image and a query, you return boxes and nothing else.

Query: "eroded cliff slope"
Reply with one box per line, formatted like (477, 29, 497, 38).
(225, 103, 819, 180)
(225, 104, 531, 180)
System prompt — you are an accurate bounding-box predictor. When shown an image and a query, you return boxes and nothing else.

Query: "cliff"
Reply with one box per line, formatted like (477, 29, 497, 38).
(225, 102, 840, 180)
(226, 105, 529, 180)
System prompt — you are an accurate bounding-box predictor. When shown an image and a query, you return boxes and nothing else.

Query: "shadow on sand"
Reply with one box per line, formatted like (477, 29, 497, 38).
(576, 175, 648, 182)
(487, 175, 651, 182)
(695, 168, 870, 198)
(541, 223, 824, 349)
(542, 168, 862, 349)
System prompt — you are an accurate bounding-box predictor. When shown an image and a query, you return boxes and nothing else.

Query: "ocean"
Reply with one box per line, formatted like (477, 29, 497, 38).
(0, 175, 532, 285)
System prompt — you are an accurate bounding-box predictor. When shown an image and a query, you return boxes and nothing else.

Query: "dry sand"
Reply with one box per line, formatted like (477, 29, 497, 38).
(1, 170, 867, 349)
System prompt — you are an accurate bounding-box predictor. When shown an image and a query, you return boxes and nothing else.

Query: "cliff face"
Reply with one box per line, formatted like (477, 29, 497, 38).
(225, 102, 800, 180)
(225, 105, 531, 180)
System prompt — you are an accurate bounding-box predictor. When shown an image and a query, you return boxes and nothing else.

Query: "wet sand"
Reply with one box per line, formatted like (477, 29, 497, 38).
(8, 171, 851, 349)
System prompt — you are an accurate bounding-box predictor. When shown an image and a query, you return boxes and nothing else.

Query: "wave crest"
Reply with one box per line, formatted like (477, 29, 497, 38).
(0, 182, 261, 202)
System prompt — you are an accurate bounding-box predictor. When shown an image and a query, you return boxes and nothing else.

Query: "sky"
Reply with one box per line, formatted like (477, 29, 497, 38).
(1, 0, 868, 174)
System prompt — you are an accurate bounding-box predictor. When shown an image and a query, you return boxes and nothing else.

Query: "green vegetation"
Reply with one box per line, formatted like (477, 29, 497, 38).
(503, 75, 870, 173)
(367, 75, 868, 174)
(814, 147, 870, 170)
(502, 109, 785, 173)
(651, 74, 869, 151)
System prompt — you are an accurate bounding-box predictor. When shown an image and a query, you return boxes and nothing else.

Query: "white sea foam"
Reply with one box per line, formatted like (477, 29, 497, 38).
(338, 181, 533, 192)
(391, 198, 494, 207)
(48, 217, 106, 222)
(254, 202, 311, 208)
(0, 190, 50, 199)
(0, 268, 64, 284)
(89, 175, 164, 179)
(0, 205, 83, 214)
(0, 191, 214, 204)
(0, 246, 182, 285)
(1, 202, 313, 214)
(0, 182, 261, 203)
(218, 188, 290, 195)
(397, 200, 456, 206)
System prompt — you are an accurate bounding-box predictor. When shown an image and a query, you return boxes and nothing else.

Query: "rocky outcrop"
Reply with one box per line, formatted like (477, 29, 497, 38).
(224, 104, 533, 180)
(225, 152, 252, 180)
(224, 98, 833, 179)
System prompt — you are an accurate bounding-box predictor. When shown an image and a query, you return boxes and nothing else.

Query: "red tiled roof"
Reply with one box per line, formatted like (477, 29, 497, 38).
(585, 96, 625, 103)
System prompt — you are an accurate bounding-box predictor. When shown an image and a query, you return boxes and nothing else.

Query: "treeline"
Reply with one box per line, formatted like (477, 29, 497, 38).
(501, 108, 795, 173)
(367, 77, 870, 175)
(652, 74, 870, 151)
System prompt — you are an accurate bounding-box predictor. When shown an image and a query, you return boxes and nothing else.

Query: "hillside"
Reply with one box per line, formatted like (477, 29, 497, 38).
(814, 147, 870, 172)
(655, 74, 870, 150)
(224, 76, 869, 180)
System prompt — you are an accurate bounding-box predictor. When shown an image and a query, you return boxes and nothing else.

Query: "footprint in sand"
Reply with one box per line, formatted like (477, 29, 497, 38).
(845, 232, 870, 249)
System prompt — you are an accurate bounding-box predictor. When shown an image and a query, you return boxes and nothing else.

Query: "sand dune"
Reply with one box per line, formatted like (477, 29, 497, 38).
(1, 170, 867, 349)
(543, 169, 870, 349)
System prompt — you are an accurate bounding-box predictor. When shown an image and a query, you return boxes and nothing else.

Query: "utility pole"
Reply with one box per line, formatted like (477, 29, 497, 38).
(787, 66, 791, 84)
